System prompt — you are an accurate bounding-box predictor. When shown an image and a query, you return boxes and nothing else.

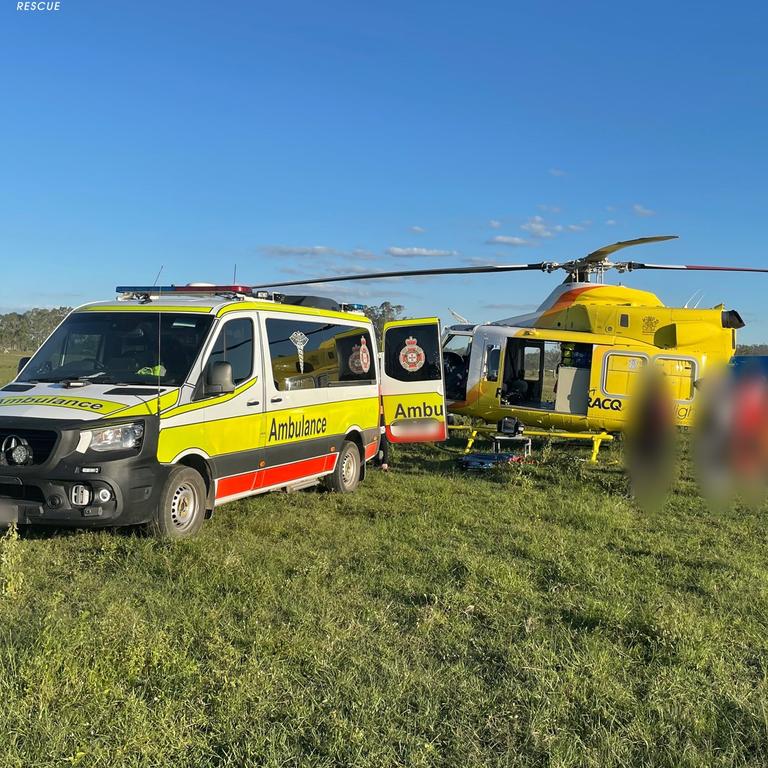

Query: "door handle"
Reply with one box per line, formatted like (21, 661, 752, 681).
(270, 397, 283, 403)
(247, 399, 260, 406)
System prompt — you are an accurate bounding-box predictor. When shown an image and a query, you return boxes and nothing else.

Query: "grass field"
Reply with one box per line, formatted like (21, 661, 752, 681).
(1, 357, 767, 765)
(0, 351, 26, 385)
(0, 431, 767, 767)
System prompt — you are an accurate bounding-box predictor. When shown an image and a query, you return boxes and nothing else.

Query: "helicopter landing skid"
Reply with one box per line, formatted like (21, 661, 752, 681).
(448, 425, 614, 463)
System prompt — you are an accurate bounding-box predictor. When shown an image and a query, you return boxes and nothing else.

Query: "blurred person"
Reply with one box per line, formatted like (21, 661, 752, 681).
(694, 359, 768, 508)
(692, 367, 735, 510)
(624, 367, 677, 511)
(728, 360, 768, 504)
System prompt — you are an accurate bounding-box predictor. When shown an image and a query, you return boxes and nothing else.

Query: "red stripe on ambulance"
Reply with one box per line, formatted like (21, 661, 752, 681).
(215, 454, 338, 500)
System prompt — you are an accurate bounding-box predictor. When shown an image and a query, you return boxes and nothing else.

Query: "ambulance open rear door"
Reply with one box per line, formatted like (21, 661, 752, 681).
(381, 318, 447, 443)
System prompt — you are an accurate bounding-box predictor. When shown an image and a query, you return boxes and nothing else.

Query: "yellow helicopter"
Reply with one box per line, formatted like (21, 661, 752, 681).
(257, 236, 766, 457)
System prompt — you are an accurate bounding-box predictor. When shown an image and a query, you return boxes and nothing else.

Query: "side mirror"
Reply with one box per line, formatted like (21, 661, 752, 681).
(17, 357, 31, 375)
(204, 361, 235, 396)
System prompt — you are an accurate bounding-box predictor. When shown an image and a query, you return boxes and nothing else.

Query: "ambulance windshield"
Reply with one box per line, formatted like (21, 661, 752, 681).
(18, 312, 214, 387)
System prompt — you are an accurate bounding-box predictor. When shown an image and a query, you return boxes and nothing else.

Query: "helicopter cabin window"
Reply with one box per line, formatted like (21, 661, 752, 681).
(602, 352, 647, 397)
(501, 339, 593, 414)
(442, 333, 472, 400)
(654, 356, 696, 401)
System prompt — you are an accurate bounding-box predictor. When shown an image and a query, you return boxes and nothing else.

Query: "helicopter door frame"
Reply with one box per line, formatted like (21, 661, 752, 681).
(381, 317, 448, 444)
(499, 336, 549, 409)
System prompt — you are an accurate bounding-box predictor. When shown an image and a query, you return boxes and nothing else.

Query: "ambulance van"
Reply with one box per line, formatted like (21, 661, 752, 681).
(0, 285, 447, 537)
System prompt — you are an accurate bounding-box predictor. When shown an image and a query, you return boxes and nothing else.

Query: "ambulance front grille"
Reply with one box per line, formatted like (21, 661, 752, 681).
(0, 429, 58, 465)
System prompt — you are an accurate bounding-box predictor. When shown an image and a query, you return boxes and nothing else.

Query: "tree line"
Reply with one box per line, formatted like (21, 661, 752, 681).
(0, 308, 72, 353)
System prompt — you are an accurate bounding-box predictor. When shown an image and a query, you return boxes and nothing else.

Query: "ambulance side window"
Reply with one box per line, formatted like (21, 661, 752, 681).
(265, 319, 376, 391)
(384, 325, 441, 383)
(208, 318, 254, 385)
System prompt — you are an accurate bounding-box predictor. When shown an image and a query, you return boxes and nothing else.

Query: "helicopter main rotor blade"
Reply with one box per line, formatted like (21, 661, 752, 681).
(624, 262, 768, 273)
(253, 263, 546, 288)
(584, 235, 679, 263)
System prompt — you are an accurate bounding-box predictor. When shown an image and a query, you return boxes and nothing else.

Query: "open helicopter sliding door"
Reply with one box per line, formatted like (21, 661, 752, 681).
(381, 318, 447, 443)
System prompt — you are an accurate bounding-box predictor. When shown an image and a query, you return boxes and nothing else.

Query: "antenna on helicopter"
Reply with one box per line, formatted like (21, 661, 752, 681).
(448, 308, 470, 324)
(684, 289, 704, 309)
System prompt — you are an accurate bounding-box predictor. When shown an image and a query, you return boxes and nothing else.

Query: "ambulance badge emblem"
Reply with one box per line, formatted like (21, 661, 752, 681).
(399, 336, 425, 372)
(349, 336, 371, 375)
(290, 330, 310, 373)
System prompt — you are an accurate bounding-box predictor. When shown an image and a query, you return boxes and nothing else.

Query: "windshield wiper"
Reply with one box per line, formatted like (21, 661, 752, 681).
(27, 374, 119, 385)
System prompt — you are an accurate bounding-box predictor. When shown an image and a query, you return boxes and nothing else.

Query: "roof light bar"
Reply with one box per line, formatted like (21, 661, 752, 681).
(340, 303, 367, 313)
(116, 285, 255, 296)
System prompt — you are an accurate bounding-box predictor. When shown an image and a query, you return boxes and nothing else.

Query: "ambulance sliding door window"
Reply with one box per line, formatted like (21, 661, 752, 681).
(265, 319, 376, 391)
(208, 318, 254, 385)
(384, 325, 441, 383)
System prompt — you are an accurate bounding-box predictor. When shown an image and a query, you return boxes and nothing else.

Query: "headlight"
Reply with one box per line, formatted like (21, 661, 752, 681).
(87, 422, 145, 453)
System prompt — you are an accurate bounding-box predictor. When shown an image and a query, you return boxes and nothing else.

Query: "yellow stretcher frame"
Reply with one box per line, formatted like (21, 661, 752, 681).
(448, 424, 614, 463)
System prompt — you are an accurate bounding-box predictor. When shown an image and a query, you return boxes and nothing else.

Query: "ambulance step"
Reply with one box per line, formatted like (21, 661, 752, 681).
(284, 478, 321, 493)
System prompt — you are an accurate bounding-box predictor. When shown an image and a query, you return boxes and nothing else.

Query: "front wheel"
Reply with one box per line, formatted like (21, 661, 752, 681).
(323, 440, 361, 493)
(152, 465, 207, 539)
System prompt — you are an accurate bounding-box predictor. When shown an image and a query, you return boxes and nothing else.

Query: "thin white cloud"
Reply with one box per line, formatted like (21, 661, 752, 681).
(521, 215, 555, 238)
(464, 256, 504, 266)
(567, 224, 584, 232)
(261, 245, 376, 260)
(410, 225, 426, 234)
(386, 247, 459, 257)
(633, 203, 655, 217)
(486, 235, 529, 247)
(538, 204, 562, 214)
(605, 219, 617, 226)
(549, 168, 567, 177)
(299, 284, 414, 300)
(262, 245, 335, 257)
(488, 219, 502, 229)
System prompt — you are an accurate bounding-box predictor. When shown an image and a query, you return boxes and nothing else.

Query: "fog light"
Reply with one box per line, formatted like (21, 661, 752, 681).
(1, 435, 33, 466)
(96, 488, 113, 504)
(48, 494, 62, 509)
(70, 484, 92, 506)
(11, 444, 32, 465)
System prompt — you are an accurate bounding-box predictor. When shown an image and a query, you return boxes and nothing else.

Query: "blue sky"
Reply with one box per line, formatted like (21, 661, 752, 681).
(2, 1, 768, 339)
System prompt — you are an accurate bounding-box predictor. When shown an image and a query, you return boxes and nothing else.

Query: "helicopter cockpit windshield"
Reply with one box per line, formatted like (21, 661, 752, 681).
(443, 333, 472, 401)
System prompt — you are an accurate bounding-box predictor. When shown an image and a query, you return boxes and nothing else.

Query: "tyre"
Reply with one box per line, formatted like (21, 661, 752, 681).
(323, 440, 361, 493)
(152, 465, 207, 539)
